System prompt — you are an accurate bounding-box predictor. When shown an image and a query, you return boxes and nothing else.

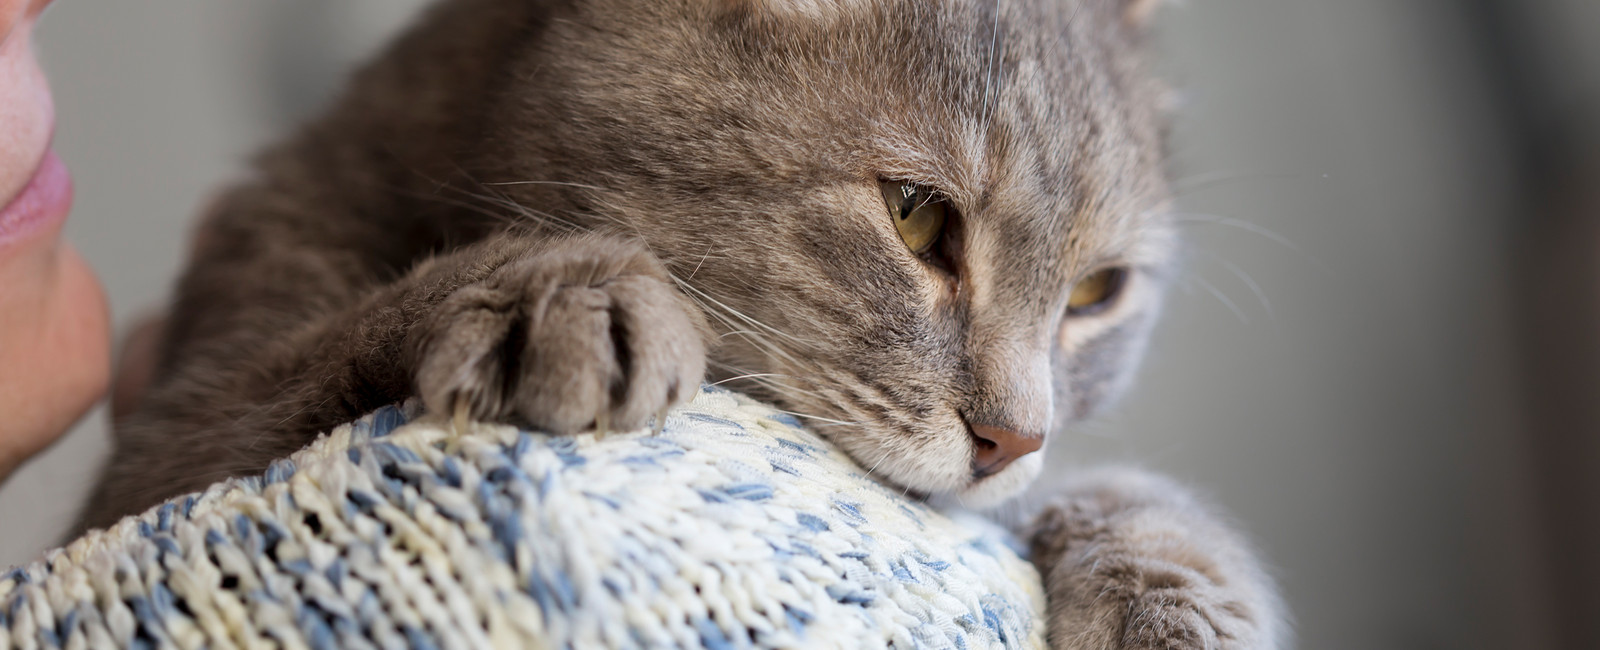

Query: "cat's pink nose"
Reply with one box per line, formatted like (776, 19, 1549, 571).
(969, 423, 1043, 479)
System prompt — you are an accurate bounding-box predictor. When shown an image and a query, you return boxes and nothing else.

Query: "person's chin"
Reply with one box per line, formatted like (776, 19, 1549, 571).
(47, 242, 113, 411)
(0, 231, 110, 474)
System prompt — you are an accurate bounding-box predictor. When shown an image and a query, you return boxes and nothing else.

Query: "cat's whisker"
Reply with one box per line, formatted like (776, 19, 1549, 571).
(1163, 210, 1338, 274)
(761, 368, 902, 435)
(752, 392, 858, 427)
(444, 166, 636, 235)
(388, 185, 536, 230)
(766, 409, 858, 426)
(380, 162, 573, 232)
(468, 189, 588, 233)
(1169, 169, 1301, 197)
(709, 372, 796, 387)
(722, 368, 834, 405)
(799, 395, 890, 428)
(671, 280, 815, 372)
(979, 0, 1003, 132)
(716, 329, 771, 341)
(678, 282, 818, 349)
(1195, 248, 1275, 321)
(687, 246, 714, 281)
(706, 360, 859, 425)
(1186, 274, 1250, 325)
(673, 285, 745, 335)
(480, 179, 608, 191)
(862, 452, 891, 482)
(1166, 212, 1295, 249)
(239, 391, 337, 453)
(789, 382, 905, 436)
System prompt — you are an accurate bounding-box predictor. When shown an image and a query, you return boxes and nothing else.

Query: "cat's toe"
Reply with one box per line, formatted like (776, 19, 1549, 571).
(509, 273, 705, 433)
(410, 281, 528, 423)
(1118, 589, 1222, 650)
(1045, 554, 1267, 650)
(588, 275, 705, 429)
(410, 240, 705, 434)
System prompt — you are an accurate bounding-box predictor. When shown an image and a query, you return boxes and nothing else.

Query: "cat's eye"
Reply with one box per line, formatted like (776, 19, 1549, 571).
(1067, 267, 1128, 316)
(880, 180, 948, 255)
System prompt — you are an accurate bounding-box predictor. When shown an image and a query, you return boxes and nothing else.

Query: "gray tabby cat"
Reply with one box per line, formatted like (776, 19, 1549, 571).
(82, 0, 1285, 646)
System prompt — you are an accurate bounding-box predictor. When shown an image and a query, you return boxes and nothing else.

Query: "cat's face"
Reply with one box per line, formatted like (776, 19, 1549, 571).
(486, 0, 1171, 505)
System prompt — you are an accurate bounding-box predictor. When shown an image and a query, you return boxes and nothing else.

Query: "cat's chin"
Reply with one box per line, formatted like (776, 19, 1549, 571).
(927, 452, 1046, 510)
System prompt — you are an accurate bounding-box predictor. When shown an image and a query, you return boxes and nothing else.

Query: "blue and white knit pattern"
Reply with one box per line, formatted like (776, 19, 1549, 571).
(1, 387, 1045, 649)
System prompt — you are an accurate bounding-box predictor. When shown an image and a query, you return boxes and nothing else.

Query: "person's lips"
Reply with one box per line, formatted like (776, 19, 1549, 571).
(0, 150, 72, 248)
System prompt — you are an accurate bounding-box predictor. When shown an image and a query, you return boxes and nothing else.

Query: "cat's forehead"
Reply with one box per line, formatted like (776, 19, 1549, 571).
(551, 0, 1168, 258)
(820, 0, 1170, 260)
(717, 1, 1166, 194)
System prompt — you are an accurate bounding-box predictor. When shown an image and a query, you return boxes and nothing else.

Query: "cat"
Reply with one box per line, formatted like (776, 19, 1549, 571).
(82, 0, 1285, 646)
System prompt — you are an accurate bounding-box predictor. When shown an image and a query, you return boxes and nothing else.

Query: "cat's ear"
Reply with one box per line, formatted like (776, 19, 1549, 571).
(1121, 0, 1165, 29)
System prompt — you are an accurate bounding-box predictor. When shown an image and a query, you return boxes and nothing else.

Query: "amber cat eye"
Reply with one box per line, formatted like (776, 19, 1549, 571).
(1067, 267, 1127, 316)
(880, 180, 948, 255)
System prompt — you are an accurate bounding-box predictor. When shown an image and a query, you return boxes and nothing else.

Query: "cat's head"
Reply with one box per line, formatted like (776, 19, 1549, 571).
(486, 0, 1173, 505)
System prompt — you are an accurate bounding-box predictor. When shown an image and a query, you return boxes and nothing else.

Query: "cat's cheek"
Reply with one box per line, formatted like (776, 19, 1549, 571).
(1057, 310, 1157, 421)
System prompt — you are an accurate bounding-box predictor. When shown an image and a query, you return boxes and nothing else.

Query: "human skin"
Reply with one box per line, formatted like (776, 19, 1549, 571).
(0, 0, 110, 482)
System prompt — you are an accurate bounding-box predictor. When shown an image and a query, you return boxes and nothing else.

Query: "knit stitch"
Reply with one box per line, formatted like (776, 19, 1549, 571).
(2, 387, 1045, 649)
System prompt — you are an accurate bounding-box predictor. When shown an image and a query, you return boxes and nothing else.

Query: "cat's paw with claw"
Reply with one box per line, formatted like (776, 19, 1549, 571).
(1029, 470, 1284, 650)
(409, 236, 706, 434)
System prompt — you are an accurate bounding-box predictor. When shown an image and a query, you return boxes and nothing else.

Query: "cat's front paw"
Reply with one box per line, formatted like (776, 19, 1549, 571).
(1043, 549, 1257, 649)
(1030, 470, 1283, 650)
(410, 236, 706, 434)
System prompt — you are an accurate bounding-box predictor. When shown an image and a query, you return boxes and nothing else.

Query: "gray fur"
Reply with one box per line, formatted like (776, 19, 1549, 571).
(81, 0, 1284, 646)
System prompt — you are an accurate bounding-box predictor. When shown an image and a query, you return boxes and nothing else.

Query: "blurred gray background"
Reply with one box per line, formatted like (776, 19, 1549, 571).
(9, 1, 1600, 648)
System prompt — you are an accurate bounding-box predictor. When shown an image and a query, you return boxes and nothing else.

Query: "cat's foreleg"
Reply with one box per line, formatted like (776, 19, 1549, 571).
(1020, 468, 1286, 650)
(80, 232, 707, 532)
